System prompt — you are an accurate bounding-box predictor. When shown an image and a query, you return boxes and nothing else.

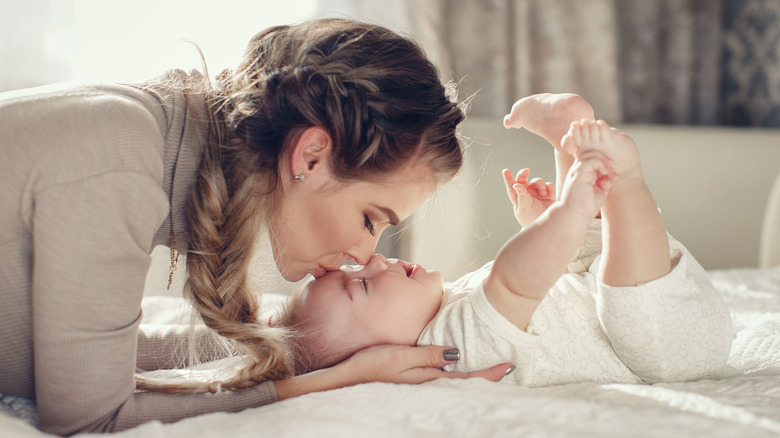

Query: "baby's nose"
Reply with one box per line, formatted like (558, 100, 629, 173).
(369, 254, 388, 266)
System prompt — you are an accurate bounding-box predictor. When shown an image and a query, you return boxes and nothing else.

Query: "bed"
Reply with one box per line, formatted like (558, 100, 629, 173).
(2, 123, 780, 437)
(2, 266, 780, 437)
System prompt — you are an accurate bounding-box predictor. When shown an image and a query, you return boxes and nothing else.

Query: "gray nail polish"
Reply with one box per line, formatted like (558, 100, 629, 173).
(504, 365, 516, 376)
(443, 349, 460, 361)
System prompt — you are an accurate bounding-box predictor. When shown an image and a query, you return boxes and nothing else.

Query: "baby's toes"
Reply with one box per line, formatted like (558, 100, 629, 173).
(584, 120, 603, 143)
(560, 131, 579, 155)
(596, 120, 611, 138)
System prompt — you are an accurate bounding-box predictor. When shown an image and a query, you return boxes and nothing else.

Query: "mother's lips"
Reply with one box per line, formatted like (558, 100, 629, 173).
(315, 265, 343, 278)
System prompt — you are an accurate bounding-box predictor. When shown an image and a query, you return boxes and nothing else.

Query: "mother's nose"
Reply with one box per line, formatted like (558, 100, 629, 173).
(345, 233, 382, 266)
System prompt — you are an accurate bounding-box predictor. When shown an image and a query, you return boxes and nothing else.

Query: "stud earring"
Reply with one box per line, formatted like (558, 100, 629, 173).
(293, 173, 305, 182)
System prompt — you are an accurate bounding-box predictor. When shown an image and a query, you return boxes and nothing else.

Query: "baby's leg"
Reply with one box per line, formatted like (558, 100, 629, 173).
(504, 93, 595, 199)
(563, 120, 671, 287)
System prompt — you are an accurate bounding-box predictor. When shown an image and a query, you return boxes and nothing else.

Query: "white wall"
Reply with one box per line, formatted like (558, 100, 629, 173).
(0, 1, 331, 91)
(0, 1, 420, 93)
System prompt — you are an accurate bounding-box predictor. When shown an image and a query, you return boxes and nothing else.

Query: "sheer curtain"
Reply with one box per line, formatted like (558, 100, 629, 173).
(3, 1, 778, 132)
(404, 0, 780, 128)
(410, 0, 622, 121)
(4, 0, 779, 271)
(314, 1, 780, 127)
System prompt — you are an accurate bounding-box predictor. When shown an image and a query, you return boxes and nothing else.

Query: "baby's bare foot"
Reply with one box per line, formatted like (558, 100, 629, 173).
(561, 120, 641, 179)
(504, 93, 595, 153)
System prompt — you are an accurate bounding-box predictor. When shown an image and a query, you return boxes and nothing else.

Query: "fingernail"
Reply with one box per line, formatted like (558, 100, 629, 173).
(504, 365, 516, 376)
(443, 349, 460, 361)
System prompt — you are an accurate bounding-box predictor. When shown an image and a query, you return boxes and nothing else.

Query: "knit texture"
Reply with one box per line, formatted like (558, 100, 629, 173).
(0, 73, 277, 435)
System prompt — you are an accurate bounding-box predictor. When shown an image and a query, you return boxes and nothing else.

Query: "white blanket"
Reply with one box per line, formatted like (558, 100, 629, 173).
(3, 267, 780, 437)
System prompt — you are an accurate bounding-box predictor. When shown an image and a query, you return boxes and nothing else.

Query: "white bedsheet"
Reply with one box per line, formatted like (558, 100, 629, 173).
(3, 267, 780, 437)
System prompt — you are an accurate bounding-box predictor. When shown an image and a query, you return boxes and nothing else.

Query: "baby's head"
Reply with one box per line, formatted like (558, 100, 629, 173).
(281, 254, 444, 373)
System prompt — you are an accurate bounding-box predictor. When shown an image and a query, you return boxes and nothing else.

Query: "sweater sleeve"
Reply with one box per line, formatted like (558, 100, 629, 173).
(137, 323, 232, 371)
(31, 173, 277, 435)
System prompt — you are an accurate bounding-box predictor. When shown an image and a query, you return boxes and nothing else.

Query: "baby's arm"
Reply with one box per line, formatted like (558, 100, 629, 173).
(485, 152, 614, 330)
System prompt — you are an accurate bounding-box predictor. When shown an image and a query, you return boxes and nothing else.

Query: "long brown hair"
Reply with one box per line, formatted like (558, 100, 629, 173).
(139, 18, 466, 393)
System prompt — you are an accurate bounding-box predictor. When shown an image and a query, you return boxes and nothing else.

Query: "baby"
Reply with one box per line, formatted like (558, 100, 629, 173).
(277, 96, 733, 386)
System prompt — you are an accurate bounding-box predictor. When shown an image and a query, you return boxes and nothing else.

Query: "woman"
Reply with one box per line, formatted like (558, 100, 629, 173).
(0, 18, 510, 435)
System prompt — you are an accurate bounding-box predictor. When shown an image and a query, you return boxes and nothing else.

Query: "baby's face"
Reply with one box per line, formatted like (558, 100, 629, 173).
(297, 254, 445, 348)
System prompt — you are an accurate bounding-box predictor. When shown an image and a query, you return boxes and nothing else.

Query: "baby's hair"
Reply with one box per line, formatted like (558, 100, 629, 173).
(274, 288, 363, 375)
(138, 17, 466, 393)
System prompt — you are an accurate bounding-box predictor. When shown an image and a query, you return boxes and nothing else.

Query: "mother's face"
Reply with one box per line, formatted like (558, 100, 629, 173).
(272, 161, 436, 282)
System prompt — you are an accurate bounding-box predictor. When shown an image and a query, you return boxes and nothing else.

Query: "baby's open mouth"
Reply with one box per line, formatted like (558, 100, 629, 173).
(401, 261, 413, 277)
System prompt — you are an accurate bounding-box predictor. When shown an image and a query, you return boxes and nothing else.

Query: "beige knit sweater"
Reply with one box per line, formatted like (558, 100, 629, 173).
(0, 71, 276, 435)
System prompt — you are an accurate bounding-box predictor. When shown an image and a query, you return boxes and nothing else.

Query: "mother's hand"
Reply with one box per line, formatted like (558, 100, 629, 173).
(274, 345, 514, 401)
(342, 345, 514, 384)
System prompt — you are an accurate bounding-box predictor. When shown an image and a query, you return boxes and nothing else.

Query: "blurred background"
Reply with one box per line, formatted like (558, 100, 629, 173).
(3, 0, 779, 127)
(3, 0, 780, 285)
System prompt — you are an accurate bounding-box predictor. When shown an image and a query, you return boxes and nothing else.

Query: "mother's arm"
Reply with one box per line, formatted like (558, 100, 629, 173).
(275, 344, 513, 399)
(33, 170, 287, 435)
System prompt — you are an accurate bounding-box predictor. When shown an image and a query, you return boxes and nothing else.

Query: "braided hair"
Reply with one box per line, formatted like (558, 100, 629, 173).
(138, 18, 466, 393)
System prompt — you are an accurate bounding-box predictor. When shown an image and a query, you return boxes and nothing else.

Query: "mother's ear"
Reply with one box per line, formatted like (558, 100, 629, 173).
(289, 127, 333, 181)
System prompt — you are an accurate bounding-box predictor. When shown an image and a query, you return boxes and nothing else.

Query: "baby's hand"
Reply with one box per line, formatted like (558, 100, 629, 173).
(502, 168, 556, 227)
(559, 151, 614, 219)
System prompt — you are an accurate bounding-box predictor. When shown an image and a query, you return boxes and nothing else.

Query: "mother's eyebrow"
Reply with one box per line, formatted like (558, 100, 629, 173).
(374, 205, 400, 226)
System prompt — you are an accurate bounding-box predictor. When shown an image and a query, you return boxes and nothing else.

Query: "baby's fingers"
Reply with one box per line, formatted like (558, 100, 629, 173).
(544, 181, 556, 199)
(529, 177, 547, 196)
(526, 177, 555, 201)
(502, 169, 519, 206)
(503, 168, 530, 186)
(577, 150, 615, 191)
(596, 175, 615, 193)
(515, 168, 531, 185)
(513, 181, 534, 205)
(502, 168, 516, 187)
(503, 168, 532, 206)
